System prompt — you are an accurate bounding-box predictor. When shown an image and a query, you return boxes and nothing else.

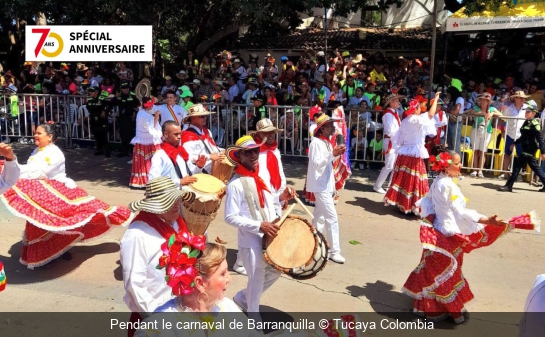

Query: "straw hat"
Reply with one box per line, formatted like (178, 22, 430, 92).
(510, 90, 530, 100)
(182, 104, 215, 124)
(314, 114, 340, 134)
(353, 54, 364, 63)
(383, 93, 404, 107)
(129, 177, 194, 214)
(476, 93, 492, 102)
(248, 118, 284, 136)
(226, 135, 264, 165)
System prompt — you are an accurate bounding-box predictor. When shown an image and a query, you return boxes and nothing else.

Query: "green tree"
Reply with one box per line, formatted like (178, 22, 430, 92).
(444, 0, 515, 15)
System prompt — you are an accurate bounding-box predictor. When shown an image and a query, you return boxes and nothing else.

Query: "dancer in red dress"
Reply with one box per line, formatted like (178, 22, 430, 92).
(0, 123, 134, 268)
(402, 145, 540, 323)
(129, 97, 163, 188)
(384, 93, 439, 214)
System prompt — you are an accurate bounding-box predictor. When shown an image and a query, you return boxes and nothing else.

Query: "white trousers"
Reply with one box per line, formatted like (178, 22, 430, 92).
(312, 191, 341, 255)
(235, 246, 281, 318)
(375, 139, 397, 189)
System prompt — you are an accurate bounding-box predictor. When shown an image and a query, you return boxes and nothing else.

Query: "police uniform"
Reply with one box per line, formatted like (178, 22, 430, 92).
(116, 86, 138, 157)
(501, 112, 545, 192)
(87, 87, 111, 157)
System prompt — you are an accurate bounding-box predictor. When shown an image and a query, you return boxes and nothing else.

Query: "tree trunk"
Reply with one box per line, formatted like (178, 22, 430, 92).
(195, 24, 240, 55)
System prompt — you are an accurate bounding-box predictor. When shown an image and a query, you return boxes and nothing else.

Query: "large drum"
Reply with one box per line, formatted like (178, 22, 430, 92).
(180, 173, 226, 235)
(211, 157, 235, 184)
(263, 215, 329, 280)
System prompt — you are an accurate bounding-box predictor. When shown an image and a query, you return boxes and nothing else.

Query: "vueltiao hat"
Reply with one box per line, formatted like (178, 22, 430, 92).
(314, 114, 340, 134)
(129, 177, 195, 214)
(182, 104, 215, 124)
(248, 118, 283, 136)
(225, 135, 265, 165)
(510, 90, 530, 100)
(383, 93, 404, 107)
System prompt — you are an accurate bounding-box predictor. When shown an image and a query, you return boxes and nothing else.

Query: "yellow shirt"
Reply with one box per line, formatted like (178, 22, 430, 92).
(370, 69, 386, 83)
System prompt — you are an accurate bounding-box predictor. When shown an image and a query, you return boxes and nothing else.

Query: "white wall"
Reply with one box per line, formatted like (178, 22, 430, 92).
(297, 7, 362, 29)
(382, 0, 446, 28)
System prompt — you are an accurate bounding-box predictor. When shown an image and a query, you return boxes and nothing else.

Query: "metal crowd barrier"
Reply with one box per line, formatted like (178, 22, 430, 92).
(2, 93, 541, 180)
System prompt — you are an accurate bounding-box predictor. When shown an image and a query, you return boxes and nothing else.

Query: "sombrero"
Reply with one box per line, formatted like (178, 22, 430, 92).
(248, 118, 283, 136)
(314, 114, 340, 134)
(383, 93, 404, 107)
(510, 90, 530, 100)
(182, 104, 215, 124)
(129, 177, 194, 214)
(225, 135, 265, 165)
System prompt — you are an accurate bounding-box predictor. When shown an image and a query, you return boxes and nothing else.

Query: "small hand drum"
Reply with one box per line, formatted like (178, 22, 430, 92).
(211, 157, 235, 184)
(263, 215, 329, 280)
(180, 173, 226, 235)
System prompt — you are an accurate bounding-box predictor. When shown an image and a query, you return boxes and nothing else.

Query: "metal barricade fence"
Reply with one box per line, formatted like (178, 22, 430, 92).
(2, 93, 541, 179)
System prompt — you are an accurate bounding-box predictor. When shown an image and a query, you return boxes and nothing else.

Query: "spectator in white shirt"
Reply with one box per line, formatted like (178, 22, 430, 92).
(227, 77, 239, 103)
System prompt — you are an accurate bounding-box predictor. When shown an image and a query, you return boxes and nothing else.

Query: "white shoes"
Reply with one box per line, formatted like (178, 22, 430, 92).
(373, 186, 387, 194)
(233, 263, 247, 275)
(329, 253, 346, 264)
(470, 171, 477, 177)
(127, 160, 133, 164)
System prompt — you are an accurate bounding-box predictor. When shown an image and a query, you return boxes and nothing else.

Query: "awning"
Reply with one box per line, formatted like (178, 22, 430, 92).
(446, 1, 545, 32)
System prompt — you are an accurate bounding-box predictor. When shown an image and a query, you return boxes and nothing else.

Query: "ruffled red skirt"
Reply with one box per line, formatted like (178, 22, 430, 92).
(384, 154, 429, 213)
(402, 215, 535, 323)
(129, 143, 160, 188)
(0, 179, 134, 268)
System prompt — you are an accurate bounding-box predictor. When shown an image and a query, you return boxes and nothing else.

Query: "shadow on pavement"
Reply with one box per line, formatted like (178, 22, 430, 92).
(347, 281, 458, 330)
(113, 259, 123, 281)
(346, 197, 418, 220)
(1, 241, 119, 283)
(11, 144, 132, 188)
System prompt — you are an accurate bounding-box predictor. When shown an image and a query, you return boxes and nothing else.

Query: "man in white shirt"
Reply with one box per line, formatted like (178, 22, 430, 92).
(158, 91, 187, 126)
(121, 177, 193, 335)
(229, 119, 287, 276)
(227, 77, 239, 103)
(374, 94, 402, 194)
(225, 135, 295, 321)
(501, 91, 528, 179)
(181, 104, 225, 174)
(306, 115, 347, 264)
(0, 143, 20, 194)
(149, 120, 206, 188)
(520, 274, 545, 337)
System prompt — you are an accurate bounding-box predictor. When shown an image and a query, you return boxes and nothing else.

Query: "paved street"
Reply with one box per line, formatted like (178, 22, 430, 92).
(0, 144, 543, 336)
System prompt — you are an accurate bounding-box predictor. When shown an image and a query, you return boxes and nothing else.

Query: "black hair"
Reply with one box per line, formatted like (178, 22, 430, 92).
(164, 90, 176, 98)
(431, 144, 458, 160)
(38, 122, 61, 142)
(162, 120, 180, 133)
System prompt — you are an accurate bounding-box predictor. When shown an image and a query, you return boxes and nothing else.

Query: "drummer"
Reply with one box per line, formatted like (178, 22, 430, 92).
(181, 104, 226, 174)
(148, 120, 206, 188)
(224, 135, 297, 322)
(228, 118, 287, 276)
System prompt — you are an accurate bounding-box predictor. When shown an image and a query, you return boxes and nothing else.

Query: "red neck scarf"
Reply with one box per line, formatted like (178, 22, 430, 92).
(235, 163, 270, 208)
(132, 211, 188, 240)
(161, 141, 189, 162)
(383, 108, 401, 126)
(254, 136, 281, 191)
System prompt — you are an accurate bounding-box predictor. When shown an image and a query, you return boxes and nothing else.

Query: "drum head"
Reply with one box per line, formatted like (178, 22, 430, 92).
(265, 217, 316, 269)
(190, 173, 223, 194)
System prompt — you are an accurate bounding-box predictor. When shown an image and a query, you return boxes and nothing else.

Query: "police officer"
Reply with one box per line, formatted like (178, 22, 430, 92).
(500, 106, 545, 192)
(87, 86, 111, 157)
(115, 82, 138, 157)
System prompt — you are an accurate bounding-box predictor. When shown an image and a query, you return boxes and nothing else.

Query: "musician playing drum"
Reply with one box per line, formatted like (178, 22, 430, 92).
(224, 136, 296, 322)
(182, 104, 225, 174)
(230, 119, 287, 276)
(149, 120, 207, 188)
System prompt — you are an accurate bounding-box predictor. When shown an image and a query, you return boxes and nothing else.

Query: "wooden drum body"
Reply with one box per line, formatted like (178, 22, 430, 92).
(211, 158, 235, 184)
(263, 215, 329, 280)
(180, 173, 226, 235)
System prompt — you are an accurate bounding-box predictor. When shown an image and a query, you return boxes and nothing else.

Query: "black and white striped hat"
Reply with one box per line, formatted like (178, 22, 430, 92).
(129, 177, 195, 214)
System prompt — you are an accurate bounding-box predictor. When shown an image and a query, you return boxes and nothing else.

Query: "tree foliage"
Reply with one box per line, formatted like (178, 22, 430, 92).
(1, 0, 407, 69)
(444, 0, 516, 16)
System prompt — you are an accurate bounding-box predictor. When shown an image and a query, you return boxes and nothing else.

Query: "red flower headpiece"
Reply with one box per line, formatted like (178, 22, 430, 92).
(157, 231, 206, 296)
(402, 99, 420, 119)
(430, 152, 453, 171)
(143, 97, 155, 109)
(213, 94, 221, 100)
(309, 105, 322, 121)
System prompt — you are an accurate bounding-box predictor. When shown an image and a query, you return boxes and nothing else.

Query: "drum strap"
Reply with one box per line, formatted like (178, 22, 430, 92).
(239, 176, 269, 222)
(168, 156, 192, 178)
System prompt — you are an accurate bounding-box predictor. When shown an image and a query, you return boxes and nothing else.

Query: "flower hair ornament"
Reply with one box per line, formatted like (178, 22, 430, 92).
(430, 152, 453, 171)
(402, 99, 420, 119)
(157, 231, 206, 296)
(143, 97, 156, 109)
(309, 105, 323, 121)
